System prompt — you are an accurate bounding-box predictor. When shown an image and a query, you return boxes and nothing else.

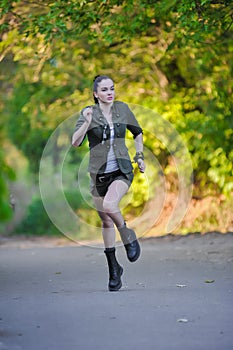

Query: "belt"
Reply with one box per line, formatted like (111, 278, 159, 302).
(96, 169, 122, 183)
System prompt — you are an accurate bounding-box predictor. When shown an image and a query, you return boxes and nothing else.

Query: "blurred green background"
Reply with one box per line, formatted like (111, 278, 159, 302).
(0, 0, 232, 239)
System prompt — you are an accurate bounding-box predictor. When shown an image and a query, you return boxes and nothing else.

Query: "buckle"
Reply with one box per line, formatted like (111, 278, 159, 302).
(98, 176, 106, 183)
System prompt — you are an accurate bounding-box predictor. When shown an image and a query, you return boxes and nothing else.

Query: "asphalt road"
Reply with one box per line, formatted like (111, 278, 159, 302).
(0, 233, 233, 350)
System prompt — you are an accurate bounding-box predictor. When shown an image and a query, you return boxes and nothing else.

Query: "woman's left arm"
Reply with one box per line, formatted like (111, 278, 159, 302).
(123, 103, 145, 172)
(134, 133, 146, 173)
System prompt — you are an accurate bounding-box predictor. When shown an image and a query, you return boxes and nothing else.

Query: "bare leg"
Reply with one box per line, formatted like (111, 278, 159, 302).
(104, 180, 140, 262)
(92, 180, 129, 247)
(102, 180, 129, 228)
(92, 196, 116, 248)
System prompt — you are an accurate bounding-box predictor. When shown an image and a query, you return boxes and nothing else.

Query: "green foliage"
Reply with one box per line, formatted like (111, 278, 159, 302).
(0, 53, 16, 221)
(1, 1, 231, 45)
(0, 149, 16, 221)
(15, 196, 59, 235)
(16, 190, 84, 235)
(5, 81, 53, 173)
(0, 0, 232, 230)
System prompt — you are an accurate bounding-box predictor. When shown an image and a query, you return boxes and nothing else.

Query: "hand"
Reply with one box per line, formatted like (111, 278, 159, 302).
(137, 159, 145, 173)
(83, 107, 93, 124)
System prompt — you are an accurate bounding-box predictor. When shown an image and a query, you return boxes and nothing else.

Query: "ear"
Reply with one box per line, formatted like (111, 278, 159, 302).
(93, 92, 98, 99)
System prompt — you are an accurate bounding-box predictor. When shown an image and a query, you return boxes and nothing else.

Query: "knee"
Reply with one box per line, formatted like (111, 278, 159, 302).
(102, 217, 114, 228)
(102, 199, 118, 214)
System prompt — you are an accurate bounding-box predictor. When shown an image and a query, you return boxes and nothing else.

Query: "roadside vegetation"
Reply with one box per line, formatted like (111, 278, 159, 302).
(0, 0, 232, 239)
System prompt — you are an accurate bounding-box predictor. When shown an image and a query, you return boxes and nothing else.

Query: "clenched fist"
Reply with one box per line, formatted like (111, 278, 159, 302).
(83, 107, 93, 124)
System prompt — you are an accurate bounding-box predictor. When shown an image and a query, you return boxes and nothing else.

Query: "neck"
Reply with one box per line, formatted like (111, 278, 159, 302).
(98, 101, 113, 115)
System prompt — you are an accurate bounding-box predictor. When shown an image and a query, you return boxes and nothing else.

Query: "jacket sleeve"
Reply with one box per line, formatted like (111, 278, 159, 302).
(125, 104, 143, 138)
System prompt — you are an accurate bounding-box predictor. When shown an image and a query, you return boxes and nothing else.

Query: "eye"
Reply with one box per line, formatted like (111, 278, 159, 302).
(111, 86, 115, 90)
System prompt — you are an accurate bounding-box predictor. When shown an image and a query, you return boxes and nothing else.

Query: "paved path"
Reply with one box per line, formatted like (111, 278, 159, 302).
(0, 233, 233, 350)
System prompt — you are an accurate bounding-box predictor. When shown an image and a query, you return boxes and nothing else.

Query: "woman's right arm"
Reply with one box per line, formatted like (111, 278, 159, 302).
(72, 107, 93, 147)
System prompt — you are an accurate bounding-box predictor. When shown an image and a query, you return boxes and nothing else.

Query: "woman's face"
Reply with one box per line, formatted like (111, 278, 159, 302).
(94, 79, 115, 104)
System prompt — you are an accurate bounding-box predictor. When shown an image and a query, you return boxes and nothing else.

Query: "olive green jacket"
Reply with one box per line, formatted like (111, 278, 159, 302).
(74, 101, 143, 174)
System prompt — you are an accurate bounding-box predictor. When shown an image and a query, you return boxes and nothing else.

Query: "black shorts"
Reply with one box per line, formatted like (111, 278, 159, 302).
(90, 169, 134, 197)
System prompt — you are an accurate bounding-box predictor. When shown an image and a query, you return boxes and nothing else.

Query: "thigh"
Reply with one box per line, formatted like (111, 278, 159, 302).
(104, 179, 129, 205)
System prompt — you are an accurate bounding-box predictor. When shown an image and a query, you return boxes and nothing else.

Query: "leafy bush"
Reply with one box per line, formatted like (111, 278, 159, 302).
(16, 190, 84, 236)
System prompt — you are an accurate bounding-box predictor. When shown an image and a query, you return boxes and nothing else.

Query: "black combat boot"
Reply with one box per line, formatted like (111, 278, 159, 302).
(104, 247, 123, 291)
(118, 224, 140, 262)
